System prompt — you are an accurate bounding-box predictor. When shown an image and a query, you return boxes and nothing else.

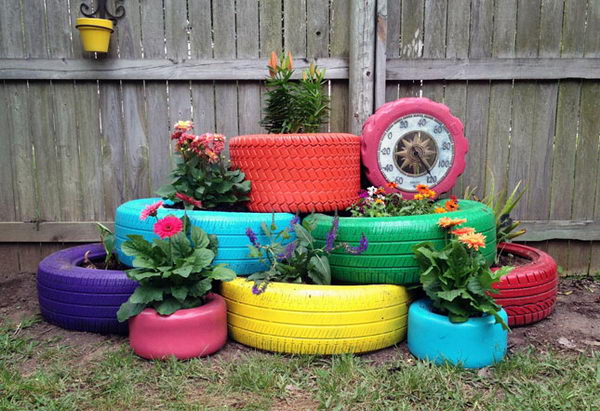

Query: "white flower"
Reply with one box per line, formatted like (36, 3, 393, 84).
(367, 186, 377, 196)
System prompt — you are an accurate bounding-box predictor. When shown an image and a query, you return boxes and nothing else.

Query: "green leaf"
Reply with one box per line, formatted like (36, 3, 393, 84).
(126, 268, 162, 281)
(170, 232, 192, 258)
(116, 301, 145, 322)
(294, 224, 314, 246)
(189, 278, 213, 297)
(172, 265, 194, 278)
(131, 256, 157, 269)
(155, 298, 183, 316)
(261, 222, 271, 237)
(129, 285, 164, 304)
(436, 289, 463, 302)
(190, 248, 215, 271)
(307, 255, 331, 285)
(171, 286, 188, 302)
(209, 265, 237, 281)
(466, 276, 485, 296)
(191, 226, 210, 249)
(122, 235, 154, 259)
(156, 184, 177, 198)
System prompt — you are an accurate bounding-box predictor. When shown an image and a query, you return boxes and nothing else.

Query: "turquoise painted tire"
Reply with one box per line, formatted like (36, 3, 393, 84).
(115, 198, 295, 275)
(310, 200, 496, 285)
(407, 299, 508, 369)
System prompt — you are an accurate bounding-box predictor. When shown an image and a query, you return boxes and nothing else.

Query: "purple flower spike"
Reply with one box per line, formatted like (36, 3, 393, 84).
(277, 241, 297, 261)
(324, 216, 339, 252)
(344, 233, 368, 255)
(246, 227, 260, 247)
(288, 215, 300, 232)
(252, 284, 264, 295)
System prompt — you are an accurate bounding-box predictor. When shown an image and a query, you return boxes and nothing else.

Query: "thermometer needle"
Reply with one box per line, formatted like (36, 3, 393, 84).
(414, 149, 434, 179)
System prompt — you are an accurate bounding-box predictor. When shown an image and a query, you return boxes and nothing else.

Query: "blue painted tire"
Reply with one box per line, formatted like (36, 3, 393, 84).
(115, 198, 296, 275)
(407, 299, 508, 369)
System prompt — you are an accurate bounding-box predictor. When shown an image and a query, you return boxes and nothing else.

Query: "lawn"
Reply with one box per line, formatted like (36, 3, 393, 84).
(1, 273, 599, 410)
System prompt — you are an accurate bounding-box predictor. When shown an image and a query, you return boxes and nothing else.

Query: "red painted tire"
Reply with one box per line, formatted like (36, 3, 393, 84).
(361, 98, 468, 199)
(128, 293, 227, 360)
(229, 133, 361, 213)
(491, 243, 558, 327)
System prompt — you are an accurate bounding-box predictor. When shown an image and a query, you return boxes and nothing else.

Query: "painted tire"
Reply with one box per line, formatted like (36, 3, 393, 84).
(115, 198, 295, 275)
(407, 299, 508, 369)
(36, 244, 136, 335)
(219, 278, 410, 355)
(229, 133, 361, 213)
(309, 200, 496, 285)
(128, 293, 227, 360)
(362, 97, 468, 199)
(491, 243, 558, 327)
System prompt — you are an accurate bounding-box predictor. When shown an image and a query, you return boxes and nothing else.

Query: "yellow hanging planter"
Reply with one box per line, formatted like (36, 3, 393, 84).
(76, 17, 113, 53)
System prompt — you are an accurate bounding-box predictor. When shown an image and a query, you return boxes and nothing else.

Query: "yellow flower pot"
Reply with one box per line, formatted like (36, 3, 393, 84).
(76, 17, 113, 53)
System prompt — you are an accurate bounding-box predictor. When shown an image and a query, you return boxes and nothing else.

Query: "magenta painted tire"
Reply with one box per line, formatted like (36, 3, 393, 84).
(491, 243, 558, 327)
(128, 293, 227, 360)
(361, 97, 468, 198)
(36, 244, 136, 335)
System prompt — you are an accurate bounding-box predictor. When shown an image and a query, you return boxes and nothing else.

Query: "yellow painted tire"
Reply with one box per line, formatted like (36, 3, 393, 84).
(219, 278, 411, 355)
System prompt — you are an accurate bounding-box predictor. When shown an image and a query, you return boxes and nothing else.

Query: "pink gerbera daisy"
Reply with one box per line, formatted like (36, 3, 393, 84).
(175, 193, 203, 208)
(153, 216, 183, 239)
(139, 201, 163, 221)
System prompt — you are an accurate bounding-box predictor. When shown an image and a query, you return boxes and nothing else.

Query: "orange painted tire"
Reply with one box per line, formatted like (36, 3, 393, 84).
(229, 133, 361, 213)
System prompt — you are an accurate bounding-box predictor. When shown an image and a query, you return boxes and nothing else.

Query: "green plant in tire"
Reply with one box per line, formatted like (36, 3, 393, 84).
(464, 175, 526, 243)
(95, 222, 116, 266)
(261, 52, 329, 133)
(413, 217, 513, 330)
(116, 206, 236, 322)
(245, 216, 368, 294)
(157, 121, 251, 210)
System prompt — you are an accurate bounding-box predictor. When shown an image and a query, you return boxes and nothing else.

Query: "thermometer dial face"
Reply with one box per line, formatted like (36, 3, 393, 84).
(377, 114, 454, 192)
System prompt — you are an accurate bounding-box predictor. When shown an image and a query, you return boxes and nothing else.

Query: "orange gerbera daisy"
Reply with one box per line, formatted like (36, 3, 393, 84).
(457, 232, 486, 251)
(386, 182, 399, 189)
(451, 227, 475, 236)
(416, 184, 429, 193)
(434, 207, 447, 214)
(445, 199, 459, 211)
(437, 217, 467, 229)
(414, 193, 424, 200)
(375, 187, 386, 195)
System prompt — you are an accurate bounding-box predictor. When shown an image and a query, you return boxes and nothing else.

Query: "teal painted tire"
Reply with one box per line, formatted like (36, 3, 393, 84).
(407, 299, 508, 369)
(309, 200, 496, 285)
(115, 198, 295, 275)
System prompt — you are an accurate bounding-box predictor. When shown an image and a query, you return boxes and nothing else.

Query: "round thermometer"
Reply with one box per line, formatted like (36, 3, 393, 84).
(361, 97, 468, 199)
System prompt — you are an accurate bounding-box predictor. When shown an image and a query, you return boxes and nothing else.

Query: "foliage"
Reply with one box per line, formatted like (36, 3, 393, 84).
(246, 216, 368, 294)
(116, 214, 236, 322)
(95, 222, 116, 266)
(348, 184, 458, 217)
(157, 121, 250, 210)
(260, 52, 329, 133)
(413, 218, 512, 330)
(464, 172, 526, 243)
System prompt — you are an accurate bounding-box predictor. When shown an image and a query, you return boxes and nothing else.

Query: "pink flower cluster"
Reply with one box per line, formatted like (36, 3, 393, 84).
(170, 121, 226, 164)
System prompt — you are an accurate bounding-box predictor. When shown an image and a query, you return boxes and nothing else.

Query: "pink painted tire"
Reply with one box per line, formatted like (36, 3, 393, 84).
(361, 97, 468, 198)
(128, 293, 227, 360)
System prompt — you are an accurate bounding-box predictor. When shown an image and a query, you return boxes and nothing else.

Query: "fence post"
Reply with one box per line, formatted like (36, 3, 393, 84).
(348, 0, 376, 135)
(374, 0, 387, 109)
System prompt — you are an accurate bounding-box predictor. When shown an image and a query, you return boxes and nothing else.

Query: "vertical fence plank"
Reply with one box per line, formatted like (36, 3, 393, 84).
(399, 0, 424, 98)
(165, 1, 192, 123)
(421, 0, 446, 102)
(330, 0, 350, 132)
(307, 0, 330, 58)
(141, 0, 170, 191)
(213, 0, 239, 143)
(384, 0, 400, 102)
(284, 0, 307, 56)
(237, 0, 263, 135)
(260, 0, 284, 54)
(189, 0, 217, 137)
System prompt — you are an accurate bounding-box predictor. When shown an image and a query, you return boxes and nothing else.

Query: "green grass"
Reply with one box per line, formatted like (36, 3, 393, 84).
(1, 318, 599, 410)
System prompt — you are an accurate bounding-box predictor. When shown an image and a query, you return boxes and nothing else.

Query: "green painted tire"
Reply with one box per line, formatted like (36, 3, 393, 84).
(309, 200, 496, 285)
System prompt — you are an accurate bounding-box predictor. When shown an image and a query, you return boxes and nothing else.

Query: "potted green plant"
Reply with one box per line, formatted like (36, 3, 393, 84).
(116, 208, 236, 360)
(308, 184, 497, 285)
(115, 121, 297, 275)
(229, 52, 361, 213)
(407, 217, 513, 369)
(219, 217, 412, 355)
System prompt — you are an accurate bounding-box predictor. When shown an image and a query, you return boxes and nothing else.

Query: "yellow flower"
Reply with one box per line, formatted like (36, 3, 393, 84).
(437, 217, 467, 229)
(175, 120, 193, 131)
(374, 198, 385, 205)
(434, 207, 447, 214)
(457, 232, 486, 251)
(414, 194, 424, 200)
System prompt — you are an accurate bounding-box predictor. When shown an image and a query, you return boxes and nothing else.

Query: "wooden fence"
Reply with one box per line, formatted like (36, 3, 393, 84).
(0, 0, 599, 275)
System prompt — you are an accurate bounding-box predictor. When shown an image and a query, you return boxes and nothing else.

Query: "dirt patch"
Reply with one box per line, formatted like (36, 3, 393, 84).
(2, 270, 599, 361)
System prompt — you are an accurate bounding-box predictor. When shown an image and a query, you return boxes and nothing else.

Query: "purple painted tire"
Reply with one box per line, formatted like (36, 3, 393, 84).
(36, 244, 136, 335)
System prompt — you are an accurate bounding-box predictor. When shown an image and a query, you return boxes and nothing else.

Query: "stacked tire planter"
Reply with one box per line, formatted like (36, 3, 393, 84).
(220, 278, 411, 355)
(491, 242, 558, 327)
(309, 200, 497, 285)
(114, 198, 296, 276)
(229, 133, 361, 212)
(37, 244, 136, 335)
